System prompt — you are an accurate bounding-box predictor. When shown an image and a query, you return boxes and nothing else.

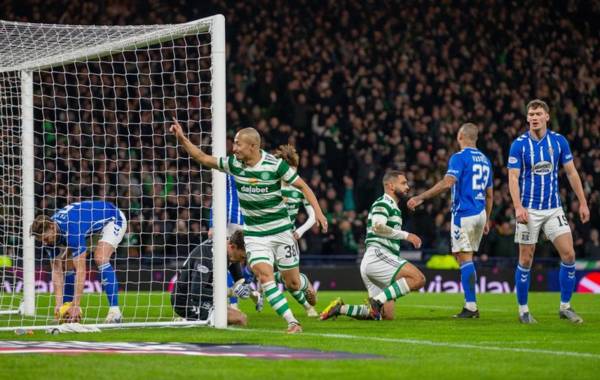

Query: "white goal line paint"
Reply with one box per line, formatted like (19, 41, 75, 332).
(230, 328, 600, 360)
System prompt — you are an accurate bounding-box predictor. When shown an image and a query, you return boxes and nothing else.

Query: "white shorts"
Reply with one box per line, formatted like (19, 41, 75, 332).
(360, 245, 408, 298)
(98, 211, 128, 249)
(244, 230, 299, 271)
(515, 207, 571, 244)
(451, 210, 486, 253)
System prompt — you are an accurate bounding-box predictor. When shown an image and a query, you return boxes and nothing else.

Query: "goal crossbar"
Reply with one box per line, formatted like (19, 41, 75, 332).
(0, 17, 215, 73)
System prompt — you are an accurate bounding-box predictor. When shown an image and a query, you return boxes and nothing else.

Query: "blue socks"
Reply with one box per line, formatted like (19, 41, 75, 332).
(515, 265, 531, 308)
(63, 271, 75, 303)
(460, 261, 477, 308)
(98, 263, 119, 307)
(559, 262, 576, 304)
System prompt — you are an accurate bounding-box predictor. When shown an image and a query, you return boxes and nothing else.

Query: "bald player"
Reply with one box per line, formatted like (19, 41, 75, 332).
(408, 123, 493, 318)
(169, 120, 328, 334)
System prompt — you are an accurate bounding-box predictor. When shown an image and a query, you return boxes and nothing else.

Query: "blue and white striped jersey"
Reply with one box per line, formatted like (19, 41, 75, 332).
(446, 147, 493, 220)
(209, 174, 244, 227)
(46, 200, 124, 258)
(508, 131, 572, 210)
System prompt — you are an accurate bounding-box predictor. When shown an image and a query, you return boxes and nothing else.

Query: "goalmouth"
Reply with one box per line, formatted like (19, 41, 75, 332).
(0, 15, 227, 330)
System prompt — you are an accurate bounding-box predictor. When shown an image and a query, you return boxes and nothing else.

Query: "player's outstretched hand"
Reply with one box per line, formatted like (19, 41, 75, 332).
(67, 305, 82, 323)
(316, 212, 328, 233)
(406, 197, 423, 211)
(579, 203, 590, 223)
(407, 233, 422, 249)
(169, 118, 185, 139)
(515, 206, 529, 224)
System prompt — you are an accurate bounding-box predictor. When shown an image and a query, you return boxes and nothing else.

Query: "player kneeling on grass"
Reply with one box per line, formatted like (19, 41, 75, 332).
(171, 230, 262, 326)
(30, 200, 126, 324)
(321, 171, 425, 321)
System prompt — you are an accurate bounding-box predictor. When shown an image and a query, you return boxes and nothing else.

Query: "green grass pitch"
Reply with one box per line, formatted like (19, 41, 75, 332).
(1, 291, 599, 379)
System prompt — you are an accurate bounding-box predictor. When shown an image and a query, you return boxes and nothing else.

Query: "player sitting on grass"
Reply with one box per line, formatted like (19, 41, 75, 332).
(321, 170, 425, 321)
(30, 200, 127, 324)
(273, 144, 318, 317)
(171, 230, 262, 326)
(169, 119, 327, 334)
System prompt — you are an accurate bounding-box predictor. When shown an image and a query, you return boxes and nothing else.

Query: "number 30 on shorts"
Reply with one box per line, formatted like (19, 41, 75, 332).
(283, 245, 298, 259)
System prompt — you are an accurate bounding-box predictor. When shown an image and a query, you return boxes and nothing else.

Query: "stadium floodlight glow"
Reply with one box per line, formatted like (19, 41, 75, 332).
(0, 15, 227, 330)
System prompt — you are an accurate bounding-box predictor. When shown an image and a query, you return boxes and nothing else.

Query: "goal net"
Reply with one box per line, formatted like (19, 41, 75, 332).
(0, 15, 228, 331)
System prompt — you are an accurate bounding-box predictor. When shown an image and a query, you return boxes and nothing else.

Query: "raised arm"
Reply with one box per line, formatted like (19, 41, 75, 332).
(169, 118, 219, 169)
(563, 161, 590, 223)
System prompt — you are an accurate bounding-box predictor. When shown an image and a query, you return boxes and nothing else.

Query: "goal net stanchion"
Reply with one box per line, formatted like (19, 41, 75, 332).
(0, 15, 227, 331)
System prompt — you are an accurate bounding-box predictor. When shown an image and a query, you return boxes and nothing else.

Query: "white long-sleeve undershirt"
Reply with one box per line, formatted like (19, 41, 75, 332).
(294, 204, 316, 238)
(371, 214, 409, 240)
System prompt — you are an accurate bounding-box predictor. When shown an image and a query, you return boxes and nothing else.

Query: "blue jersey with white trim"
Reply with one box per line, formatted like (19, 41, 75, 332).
(45, 201, 124, 258)
(209, 175, 244, 227)
(507, 131, 572, 210)
(446, 147, 493, 219)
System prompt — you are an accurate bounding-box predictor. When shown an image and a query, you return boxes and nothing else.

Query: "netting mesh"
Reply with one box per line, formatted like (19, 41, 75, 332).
(0, 18, 220, 328)
(0, 71, 22, 316)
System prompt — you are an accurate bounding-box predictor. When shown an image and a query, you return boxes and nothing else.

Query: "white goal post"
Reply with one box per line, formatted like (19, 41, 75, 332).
(0, 15, 227, 330)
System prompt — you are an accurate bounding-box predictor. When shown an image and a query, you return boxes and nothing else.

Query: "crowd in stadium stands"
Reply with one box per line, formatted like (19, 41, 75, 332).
(5, 0, 598, 263)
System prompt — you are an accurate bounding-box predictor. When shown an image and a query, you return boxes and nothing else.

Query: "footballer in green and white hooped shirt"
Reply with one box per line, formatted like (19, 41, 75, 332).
(169, 120, 328, 334)
(320, 170, 425, 322)
(272, 144, 318, 318)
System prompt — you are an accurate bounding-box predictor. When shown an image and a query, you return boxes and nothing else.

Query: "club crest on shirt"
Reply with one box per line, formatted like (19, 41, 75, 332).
(533, 161, 552, 175)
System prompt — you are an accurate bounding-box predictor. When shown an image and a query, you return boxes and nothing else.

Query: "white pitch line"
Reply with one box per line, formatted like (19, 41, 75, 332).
(229, 328, 600, 360)
(407, 304, 506, 312)
(405, 304, 600, 315)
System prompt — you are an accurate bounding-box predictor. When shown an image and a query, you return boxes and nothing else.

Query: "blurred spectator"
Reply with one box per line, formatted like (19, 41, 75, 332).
(339, 221, 359, 255)
(485, 219, 517, 259)
(5, 0, 597, 261)
(583, 229, 600, 260)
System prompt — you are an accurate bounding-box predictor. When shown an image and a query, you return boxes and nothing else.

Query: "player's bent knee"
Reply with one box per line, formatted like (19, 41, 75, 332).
(94, 242, 115, 265)
(560, 251, 576, 263)
(284, 278, 301, 291)
(251, 264, 274, 284)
